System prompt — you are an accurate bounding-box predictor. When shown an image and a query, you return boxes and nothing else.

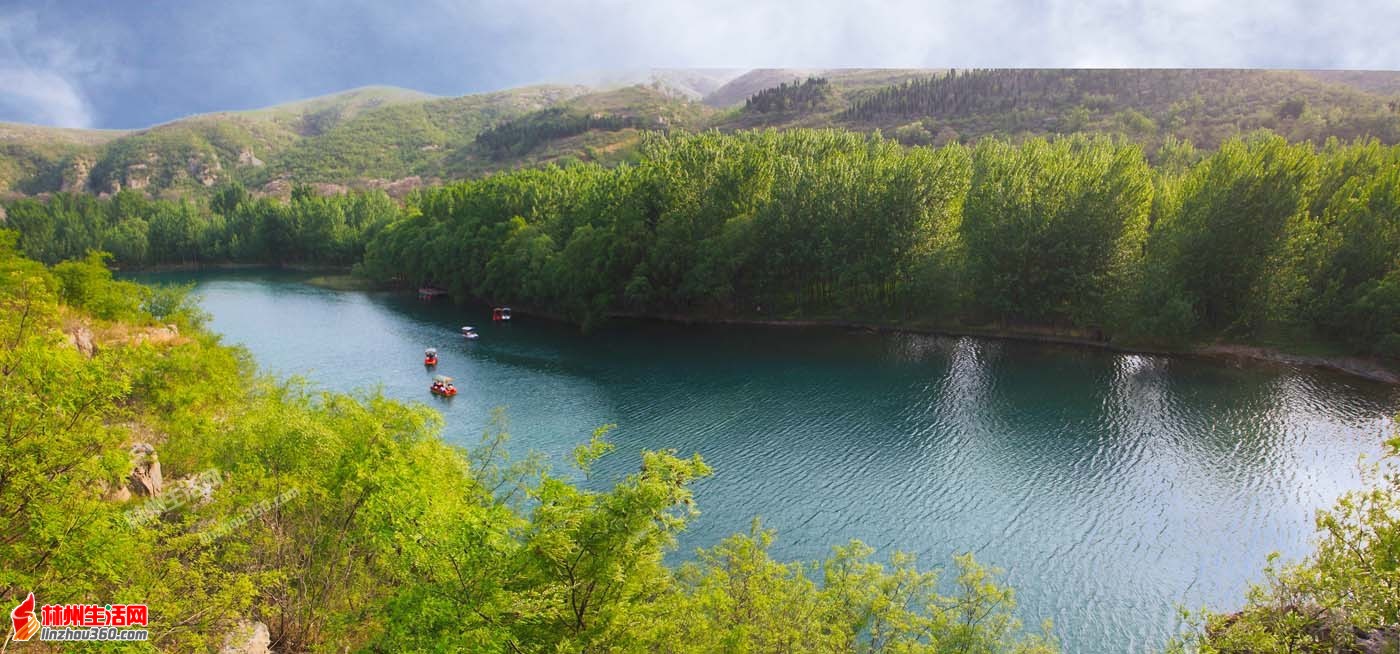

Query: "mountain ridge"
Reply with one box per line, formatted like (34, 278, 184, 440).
(3, 68, 1398, 199)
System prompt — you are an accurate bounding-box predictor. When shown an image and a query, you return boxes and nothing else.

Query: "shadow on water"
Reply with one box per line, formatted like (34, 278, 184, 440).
(130, 269, 1400, 654)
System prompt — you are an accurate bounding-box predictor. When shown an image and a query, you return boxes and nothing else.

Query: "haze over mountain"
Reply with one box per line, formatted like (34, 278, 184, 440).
(4, 0, 1400, 130)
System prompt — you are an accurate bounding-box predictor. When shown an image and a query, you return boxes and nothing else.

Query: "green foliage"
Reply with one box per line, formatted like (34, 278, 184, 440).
(367, 129, 974, 325)
(51, 250, 150, 321)
(1144, 133, 1318, 334)
(475, 107, 644, 159)
(745, 77, 834, 114)
(655, 525, 1058, 653)
(141, 282, 210, 330)
(962, 135, 1152, 326)
(4, 185, 402, 267)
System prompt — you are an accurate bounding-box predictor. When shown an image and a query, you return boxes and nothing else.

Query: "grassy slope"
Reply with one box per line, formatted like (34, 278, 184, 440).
(441, 85, 719, 176)
(4, 69, 1400, 198)
(245, 84, 590, 185)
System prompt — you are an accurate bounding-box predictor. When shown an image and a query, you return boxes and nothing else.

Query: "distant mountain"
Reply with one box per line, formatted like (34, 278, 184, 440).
(570, 68, 746, 101)
(3, 69, 1399, 199)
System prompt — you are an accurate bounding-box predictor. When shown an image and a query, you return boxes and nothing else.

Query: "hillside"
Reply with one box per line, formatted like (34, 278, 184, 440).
(835, 68, 1400, 148)
(231, 85, 437, 134)
(3, 68, 1400, 199)
(245, 84, 589, 189)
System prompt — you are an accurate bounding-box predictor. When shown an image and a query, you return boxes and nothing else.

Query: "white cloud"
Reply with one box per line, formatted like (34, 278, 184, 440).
(0, 9, 99, 128)
(0, 67, 93, 127)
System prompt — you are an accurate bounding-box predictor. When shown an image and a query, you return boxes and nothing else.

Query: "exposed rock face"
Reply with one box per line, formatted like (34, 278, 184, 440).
(124, 163, 151, 190)
(365, 176, 425, 199)
(220, 620, 270, 654)
(130, 323, 181, 346)
(60, 156, 93, 192)
(1354, 626, 1399, 654)
(106, 484, 132, 503)
(188, 153, 223, 186)
(258, 177, 292, 199)
(237, 147, 264, 167)
(311, 182, 348, 196)
(67, 324, 96, 357)
(127, 443, 163, 497)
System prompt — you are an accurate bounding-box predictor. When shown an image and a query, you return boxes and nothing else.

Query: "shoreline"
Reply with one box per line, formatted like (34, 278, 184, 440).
(116, 261, 353, 273)
(605, 312, 1400, 385)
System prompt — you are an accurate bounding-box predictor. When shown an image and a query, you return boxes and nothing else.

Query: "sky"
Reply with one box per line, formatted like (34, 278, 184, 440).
(2, 0, 1399, 130)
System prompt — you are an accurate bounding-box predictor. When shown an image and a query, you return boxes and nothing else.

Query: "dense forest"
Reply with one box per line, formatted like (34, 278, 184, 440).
(354, 128, 1400, 357)
(3, 183, 400, 267)
(744, 77, 834, 114)
(474, 107, 646, 159)
(0, 234, 1061, 652)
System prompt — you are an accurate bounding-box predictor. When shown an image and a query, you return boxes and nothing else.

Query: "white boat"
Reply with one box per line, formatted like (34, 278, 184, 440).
(461, 326, 480, 340)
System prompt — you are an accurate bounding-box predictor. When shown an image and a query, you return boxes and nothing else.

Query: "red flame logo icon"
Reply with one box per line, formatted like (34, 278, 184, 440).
(10, 592, 38, 641)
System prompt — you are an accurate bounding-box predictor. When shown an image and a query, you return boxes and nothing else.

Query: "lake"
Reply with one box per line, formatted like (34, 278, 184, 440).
(137, 269, 1399, 653)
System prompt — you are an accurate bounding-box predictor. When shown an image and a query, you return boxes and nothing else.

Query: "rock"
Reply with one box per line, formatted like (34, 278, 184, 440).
(311, 182, 347, 196)
(237, 147, 264, 167)
(127, 443, 163, 497)
(364, 176, 424, 199)
(107, 484, 132, 503)
(258, 178, 293, 199)
(187, 154, 222, 187)
(124, 163, 151, 190)
(220, 620, 270, 654)
(60, 156, 93, 192)
(130, 324, 181, 346)
(1356, 625, 1400, 654)
(67, 324, 96, 357)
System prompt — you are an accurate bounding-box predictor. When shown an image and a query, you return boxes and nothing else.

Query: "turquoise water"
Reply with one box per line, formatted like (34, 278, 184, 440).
(141, 270, 1399, 653)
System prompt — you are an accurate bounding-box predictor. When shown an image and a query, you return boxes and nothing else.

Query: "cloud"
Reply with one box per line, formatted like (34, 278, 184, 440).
(0, 68, 93, 128)
(0, 9, 100, 128)
(4, 0, 1400, 129)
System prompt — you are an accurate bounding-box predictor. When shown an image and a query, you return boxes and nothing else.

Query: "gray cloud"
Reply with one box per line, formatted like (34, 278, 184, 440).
(0, 67, 92, 127)
(2, 0, 1399, 129)
(0, 9, 98, 127)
